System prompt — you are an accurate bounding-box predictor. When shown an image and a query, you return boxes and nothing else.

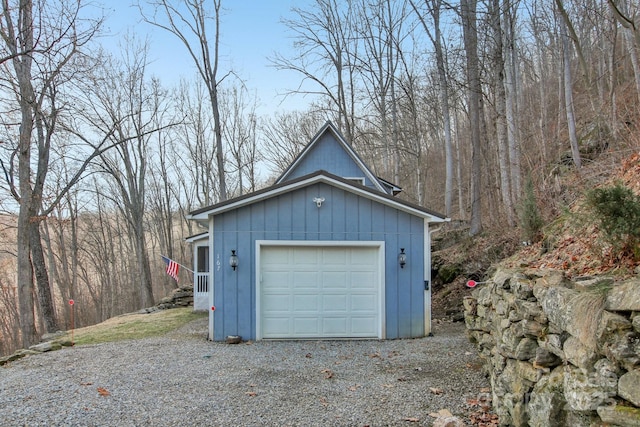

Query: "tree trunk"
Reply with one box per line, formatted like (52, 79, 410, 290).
(490, 0, 514, 226)
(12, 0, 39, 348)
(559, 12, 582, 169)
(30, 222, 58, 332)
(461, 0, 483, 235)
(503, 0, 521, 207)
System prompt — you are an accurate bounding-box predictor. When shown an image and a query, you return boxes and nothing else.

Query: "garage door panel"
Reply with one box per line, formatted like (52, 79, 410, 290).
(351, 294, 377, 312)
(351, 272, 377, 289)
(262, 294, 290, 312)
(293, 294, 319, 311)
(322, 272, 347, 289)
(322, 317, 348, 335)
(293, 248, 318, 264)
(260, 245, 381, 339)
(322, 294, 348, 311)
(351, 317, 377, 335)
(262, 247, 289, 264)
(263, 318, 290, 336)
(262, 271, 290, 290)
(321, 249, 347, 265)
(351, 248, 377, 264)
(293, 318, 320, 335)
(292, 271, 318, 288)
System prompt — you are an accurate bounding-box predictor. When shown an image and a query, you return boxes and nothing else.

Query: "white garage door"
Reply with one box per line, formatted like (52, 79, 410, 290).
(259, 245, 381, 339)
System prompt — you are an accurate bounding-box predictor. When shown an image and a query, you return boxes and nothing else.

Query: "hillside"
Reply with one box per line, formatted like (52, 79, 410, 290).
(431, 151, 640, 319)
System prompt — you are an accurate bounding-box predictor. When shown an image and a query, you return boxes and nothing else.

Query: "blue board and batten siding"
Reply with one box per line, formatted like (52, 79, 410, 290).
(211, 182, 426, 341)
(282, 133, 380, 191)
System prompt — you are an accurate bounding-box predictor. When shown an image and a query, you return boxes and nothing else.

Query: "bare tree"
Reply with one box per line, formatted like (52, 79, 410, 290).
(140, 0, 229, 201)
(0, 0, 103, 345)
(272, 0, 359, 143)
(558, 5, 582, 169)
(411, 0, 454, 217)
(85, 42, 172, 308)
(220, 85, 260, 196)
(460, 0, 483, 235)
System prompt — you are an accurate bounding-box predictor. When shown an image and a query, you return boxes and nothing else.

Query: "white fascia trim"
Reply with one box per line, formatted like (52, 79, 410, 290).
(255, 240, 386, 340)
(185, 232, 209, 243)
(190, 174, 446, 222)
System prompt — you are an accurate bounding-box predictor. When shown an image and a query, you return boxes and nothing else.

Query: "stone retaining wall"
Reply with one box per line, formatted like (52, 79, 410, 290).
(464, 268, 640, 426)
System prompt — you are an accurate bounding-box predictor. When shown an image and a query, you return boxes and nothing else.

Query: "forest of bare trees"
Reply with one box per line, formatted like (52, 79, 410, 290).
(1, 0, 639, 356)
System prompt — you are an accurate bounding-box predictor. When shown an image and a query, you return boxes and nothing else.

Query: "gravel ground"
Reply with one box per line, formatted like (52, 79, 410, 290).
(0, 318, 490, 426)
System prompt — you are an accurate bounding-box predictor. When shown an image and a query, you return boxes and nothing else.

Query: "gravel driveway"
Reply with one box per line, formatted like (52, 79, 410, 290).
(0, 318, 490, 426)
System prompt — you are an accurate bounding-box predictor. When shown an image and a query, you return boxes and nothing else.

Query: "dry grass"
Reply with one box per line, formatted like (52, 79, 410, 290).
(69, 308, 206, 346)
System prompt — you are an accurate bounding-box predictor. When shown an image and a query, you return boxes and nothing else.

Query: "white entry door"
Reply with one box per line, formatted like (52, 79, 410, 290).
(259, 245, 382, 339)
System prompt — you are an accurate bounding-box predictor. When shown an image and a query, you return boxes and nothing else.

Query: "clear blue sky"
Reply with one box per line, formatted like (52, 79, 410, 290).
(103, 0, 314, 115)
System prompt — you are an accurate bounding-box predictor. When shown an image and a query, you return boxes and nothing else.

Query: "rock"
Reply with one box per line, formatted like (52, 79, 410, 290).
(495, 298, 509, 316)
(29, 341, 62, 352)
(534, 347, 562, 368)
(564, 362, 618, 411)
(493, 268, 515, 289)
(514, 319, 544, 339)
(565, 410, 602, 427)
(597, 312, 639, 370)
(225, 335, 242, 344)
(563, 336, 599, 371)
(513, 299, 542, 321)
(541, 287, 578, 333)
(41, 331, 67, 342)
(618, 370, 640, 406)
(499, 326, 522, 356)
(597, 404, 640, 427)
(432, 416, 465, 427)
(605, 279, 640, 312)
(534, 270, 569, 290)
(538, 333, 566, 359)
(476, 304, 488, 318)
(633, 315, 640, 333)
(0, 349, 39, 366)
(512, 276, 534, 299)
(528, 366, 566, 427)
(514, 338, 538, 361)
(463, 296, 477, 315)
(451, 312, 465, 322)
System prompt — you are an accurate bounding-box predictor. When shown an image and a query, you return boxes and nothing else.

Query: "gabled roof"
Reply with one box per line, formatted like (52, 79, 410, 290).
(275, 121, 391, 194)
(188, 170, 446, 222)
(185, 231, 209, 243)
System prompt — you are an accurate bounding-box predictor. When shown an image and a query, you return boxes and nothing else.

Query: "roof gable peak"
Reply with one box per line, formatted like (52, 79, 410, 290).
(275, 121, 387, 193)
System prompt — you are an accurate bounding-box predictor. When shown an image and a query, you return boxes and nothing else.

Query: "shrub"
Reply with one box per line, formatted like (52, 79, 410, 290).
(585, 182, 640, 259)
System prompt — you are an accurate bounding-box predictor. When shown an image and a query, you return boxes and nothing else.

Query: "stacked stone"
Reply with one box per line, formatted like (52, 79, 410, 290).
(156, 285, 194, 309)
(464, 268, 640, 427)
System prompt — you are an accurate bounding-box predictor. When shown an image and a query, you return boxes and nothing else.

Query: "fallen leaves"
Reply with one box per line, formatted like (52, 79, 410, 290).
(321, 369, 334, 379)
(467, 388, 499, 427)
(429, 387, 444, 395)
(403, 417, 420, 422)
(96, 387, 110, 397)
(429, 409, 453, 419)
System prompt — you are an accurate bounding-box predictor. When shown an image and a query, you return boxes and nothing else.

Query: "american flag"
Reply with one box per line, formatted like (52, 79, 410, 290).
(161, 256, 179, 282)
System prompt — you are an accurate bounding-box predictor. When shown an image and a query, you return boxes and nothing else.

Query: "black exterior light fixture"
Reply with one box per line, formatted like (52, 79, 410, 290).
(229, 250, 239, 271)
(398, 248, 407, 269)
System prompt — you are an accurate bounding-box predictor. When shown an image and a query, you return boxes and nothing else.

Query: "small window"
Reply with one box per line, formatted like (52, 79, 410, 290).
(345, 177, 365, 186)
(197, 246, 209, 272)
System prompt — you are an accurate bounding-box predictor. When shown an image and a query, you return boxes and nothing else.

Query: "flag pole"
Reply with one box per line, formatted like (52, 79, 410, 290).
(161, 255, 194, 274)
